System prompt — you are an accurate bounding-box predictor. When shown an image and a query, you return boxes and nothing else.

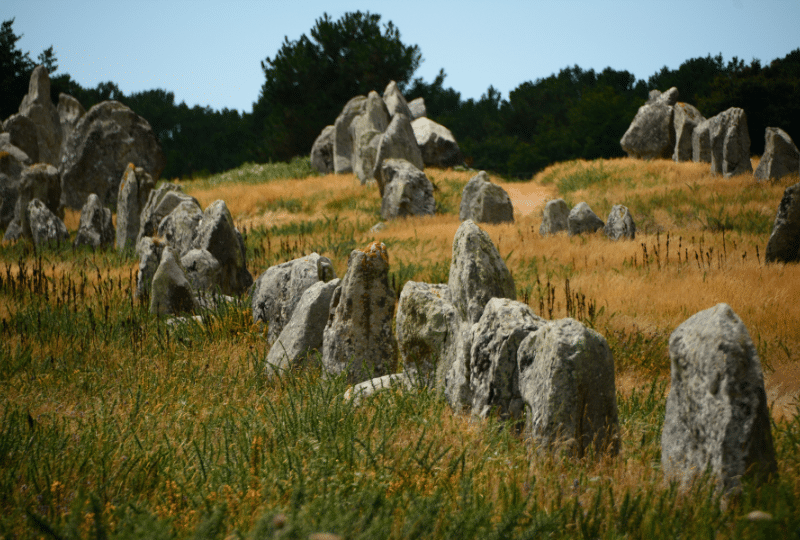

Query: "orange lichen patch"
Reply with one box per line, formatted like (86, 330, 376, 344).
(361, 240, 389, 264)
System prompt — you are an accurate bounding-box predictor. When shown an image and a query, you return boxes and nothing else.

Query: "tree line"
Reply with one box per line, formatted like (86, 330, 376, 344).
(2, 15, 798, 180)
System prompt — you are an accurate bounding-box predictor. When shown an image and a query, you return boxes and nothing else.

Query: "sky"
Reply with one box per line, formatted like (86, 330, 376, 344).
(5, 0, 800, 115)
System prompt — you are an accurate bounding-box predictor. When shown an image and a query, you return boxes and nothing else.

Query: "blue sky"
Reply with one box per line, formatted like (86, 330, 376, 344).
(5, 0, 800, 114)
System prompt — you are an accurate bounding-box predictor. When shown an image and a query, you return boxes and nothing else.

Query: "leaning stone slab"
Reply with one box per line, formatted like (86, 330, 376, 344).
(395, 281, 458, 389)
(539, 199, 569, 236)
(568, 202, 604, 236)
(343, 373, 413, 407)
(266, 278, 341, 373)
(604, 204, 636, 241)
(252, 252, 337, 344)
(765, 182, 800, 263)
(73, 193, 114, 248)
(321, 241, 398, 383)
(149, 248, 199, 316)
(383, 80, 412, 119)
(116, 164, 155, 251)
(673, 102, 705, 162)
(408, 97, 426, 120)
(136, 237, 165, 299)
(379, 159, 435, 220)
(518, 318, 619, 457)
(372, 113, 425, 195)
(411, 117, 463, 168)
(469, 298, 546, 421)
(709, 107, 752, 177)
(662, 303, 777, 491)
(754, 127, 799, 181)
(459, 171, 514, 224)
(27, 198, 69, 247)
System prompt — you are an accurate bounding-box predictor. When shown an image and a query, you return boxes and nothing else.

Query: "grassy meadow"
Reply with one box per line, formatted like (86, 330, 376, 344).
(1, 156, 799, 539)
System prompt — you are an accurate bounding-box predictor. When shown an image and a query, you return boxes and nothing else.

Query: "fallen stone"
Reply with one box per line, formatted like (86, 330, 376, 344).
(343, 373, 413, 407)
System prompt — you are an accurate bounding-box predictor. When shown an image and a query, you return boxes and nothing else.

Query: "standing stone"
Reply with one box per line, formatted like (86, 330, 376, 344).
(157, 199, 203, 256)
(59, 100, 165, 209)
(252, 252, 336, 344)
(411, 117, 463, 168)
(57, 93, 85, 159)
(321, 241, 398, 383)
(310, 125, 335, 174)
(620, 88, 676, 160)
(266, 278, 341, 373)
(0, 146, 30, 232)
(518, 318, 619, 457)
(673, 102, 705, 162)
(459, 171, 514, 224)
(26, 198, 69, 247)
(692, 118, 712, 163)
(604, 204, 636, 241)
(149, 248, 199, 316)
(395, 281, 458, 388)
(662, 304, 777, 491)
(765, 182, 800, 263)
(383, 80, 412, 118)
(73, 193, 114, 248)
(351, 91, 390, 183)
(408, 97, 426, 120)
(754, 127, 800, 181)
(709, 107, 752, 177)
(539, 199, 570, 236)
(568, 202, 604, 236)
(136, 183, 191, 245)
(2, 114, 39, 164)
(192, 200, 252, 296)
(470, 298, 546, 421)
(181, 248, 222, 294)
(372, 113, 425, 195)
(136, 237, 165, 299)
(8, 164, 62, 242)
(333, 96, 367, 174)
(379, 158, 435, 220)
(445, 220, 516, 409)
(17, 66, 62, 166)
(116, 164, 155, 251)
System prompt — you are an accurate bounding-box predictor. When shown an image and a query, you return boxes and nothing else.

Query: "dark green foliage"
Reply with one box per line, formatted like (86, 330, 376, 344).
(0, 18, 57, 120)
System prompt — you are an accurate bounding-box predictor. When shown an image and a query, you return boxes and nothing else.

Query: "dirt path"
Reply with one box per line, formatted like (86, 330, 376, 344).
(498, 182, 556, 217)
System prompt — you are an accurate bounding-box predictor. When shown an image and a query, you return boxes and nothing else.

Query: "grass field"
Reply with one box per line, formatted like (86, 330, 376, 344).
(1, 157, 799, 539)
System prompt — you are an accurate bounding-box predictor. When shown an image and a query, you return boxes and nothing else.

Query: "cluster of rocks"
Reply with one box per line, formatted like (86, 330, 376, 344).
(621, 87, 799, 181)
(1, 65, 165, 244)
(540, 199, 635, 240)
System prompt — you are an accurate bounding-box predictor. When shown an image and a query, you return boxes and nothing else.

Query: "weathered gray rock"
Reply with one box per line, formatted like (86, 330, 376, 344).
(157, 199, 203, 256)
(470, 298, 546, 421)
(57, 93, 85, 158)
(620, 88, 676, 159)
(662, 303, 777, 491)
(180, 248, 222, 294)
(411, 117, 463, 168)
(59, 100, 165, 209)
(73, 193, 114, 248)
(333, 96, 367, 174)
(383, 80, 412, 119)
(252, 252, 337, 344)
(2, 114, 39, 163)
(27, 198, 68, 247)
(6, 163, 62, 242)
(351, 91, 390, 183)
(321, 241, 398, 383)
(136, 183, 195, 245)
(379, 158, 435, 220)
(136, 237, 165, 299)
(266, 278, 341, 372)
(116, 164, 155, 251)
(539, 199, 570, 236)
(17, 66, 62, 166)
(765, 182, 800, 263)
(692, 118, 712, 163)
(754, 127, 799, 181)
(395, 281, 458, 388)
(0, 149, 28, 229)
(568, 202, 604, 236)
(372, 113, 425, 195)
(408, 97, 426, 120)
(673, 102, 705, 162)
(310, 125, 335, 174)
(445, 220, 516, 409)
(459, 171, 514, 224)
(192, 200, 252, 296)
(709, 107, 752, 177)
(604, 204, 636, 240)
(518, 318, 619, 457)
(344, 373, 413, 407)
(149, 248, 199, 316)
